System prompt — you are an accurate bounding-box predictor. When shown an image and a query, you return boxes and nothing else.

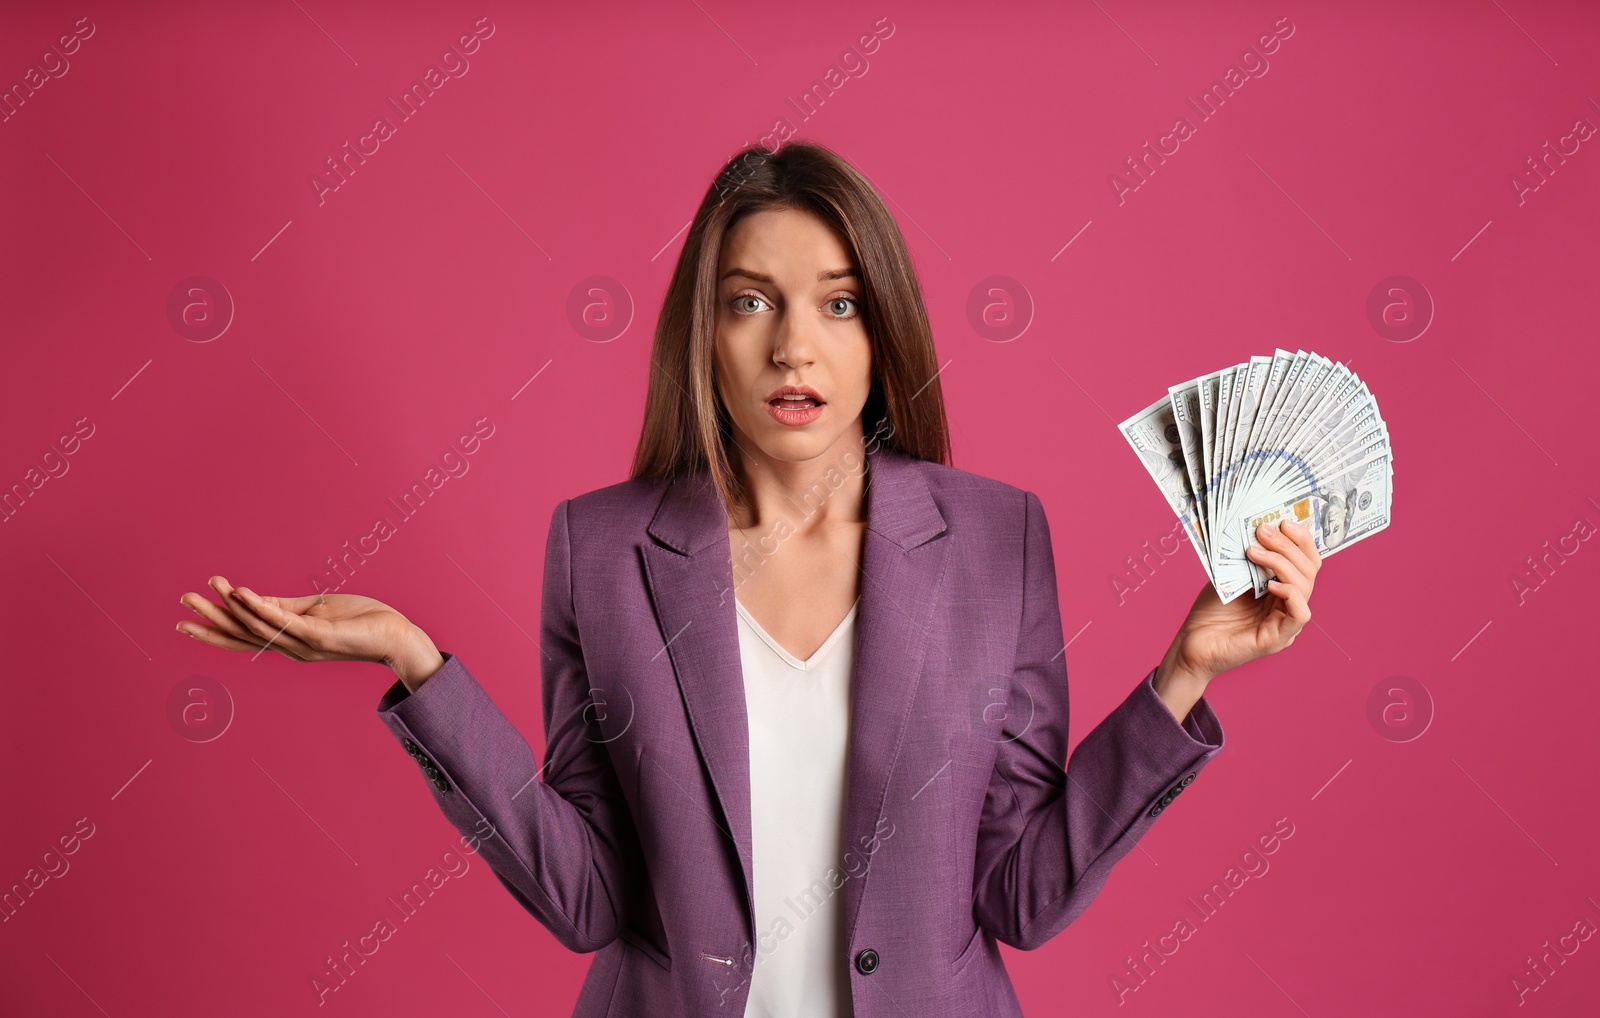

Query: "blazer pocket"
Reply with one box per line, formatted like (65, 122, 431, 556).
(619, 927, 672, 972)
(951, 921, 988, 975)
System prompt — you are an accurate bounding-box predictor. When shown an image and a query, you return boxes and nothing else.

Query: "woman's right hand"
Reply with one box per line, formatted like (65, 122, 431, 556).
(177, 575, 443, 688)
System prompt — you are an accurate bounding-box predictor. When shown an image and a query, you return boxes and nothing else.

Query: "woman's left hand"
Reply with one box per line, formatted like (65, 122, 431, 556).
(1166, 519, 1323, 683)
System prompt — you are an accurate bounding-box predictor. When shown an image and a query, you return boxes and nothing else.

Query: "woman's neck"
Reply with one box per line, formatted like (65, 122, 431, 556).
(727, 445, 869, 536)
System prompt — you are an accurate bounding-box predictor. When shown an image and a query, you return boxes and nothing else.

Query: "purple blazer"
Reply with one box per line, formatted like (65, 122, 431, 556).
(376, 446, 1224, 1016)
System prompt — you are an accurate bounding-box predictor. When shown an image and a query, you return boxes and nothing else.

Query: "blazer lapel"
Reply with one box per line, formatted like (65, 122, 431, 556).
(839, 449, 951, 945)
(639, 448, 951, 945)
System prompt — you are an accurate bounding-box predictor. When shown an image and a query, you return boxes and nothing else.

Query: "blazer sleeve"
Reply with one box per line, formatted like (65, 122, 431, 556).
(373, 498, 643, 953)
(971, 490, 1224, 951)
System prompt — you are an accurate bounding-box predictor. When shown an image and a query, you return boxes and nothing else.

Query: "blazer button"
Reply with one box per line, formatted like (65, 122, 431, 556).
(1148, 802, 1165, 817)
(854, 948, 879, 975)
(1179, 773, 1196, 787)
(402, 738, 421, 757)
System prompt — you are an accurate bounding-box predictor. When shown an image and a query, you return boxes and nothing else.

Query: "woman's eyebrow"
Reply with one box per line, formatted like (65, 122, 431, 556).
(720, 267, 859, 284)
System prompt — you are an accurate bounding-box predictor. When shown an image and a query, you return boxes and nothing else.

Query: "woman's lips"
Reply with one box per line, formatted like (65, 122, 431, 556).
(765, 397, 824, 426)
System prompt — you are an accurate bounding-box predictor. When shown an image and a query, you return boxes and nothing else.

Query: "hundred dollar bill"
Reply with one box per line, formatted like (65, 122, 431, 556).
(1238, 455, 1393, 600)
(1233, 349, 1311, 508)
(1208, 365, 1242, 579)
(1273, 361, 1363, 471)
(1247, 442, 1389, 534)
(1236, 393, 1388, 523)
(1195, 368, 1225, 562)
(1214, 355, 1274, 581)
(1229, 359, 1366, 527)
(1121, 350, 1392, 604)
(1254, 353, 1339, 481)
(1167, 380, 1211, 570)
(1222, 434, 1391, 600)
(1117, 394, 1214, 584)
(1239, 350, 1296, 476)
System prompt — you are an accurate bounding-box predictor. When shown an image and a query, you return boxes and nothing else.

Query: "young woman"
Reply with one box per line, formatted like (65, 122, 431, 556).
(177, 140, 1321, 1017)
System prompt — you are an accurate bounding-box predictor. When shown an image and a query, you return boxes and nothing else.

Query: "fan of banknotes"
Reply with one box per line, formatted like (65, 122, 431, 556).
(1119, 349, 1392, 603)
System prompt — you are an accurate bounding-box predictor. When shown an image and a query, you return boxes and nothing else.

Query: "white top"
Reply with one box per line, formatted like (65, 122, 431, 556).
(736, 595, 860, 1018)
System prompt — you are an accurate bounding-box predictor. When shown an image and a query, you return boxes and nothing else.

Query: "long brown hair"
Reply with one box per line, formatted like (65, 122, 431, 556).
(629, 139, 951, 511)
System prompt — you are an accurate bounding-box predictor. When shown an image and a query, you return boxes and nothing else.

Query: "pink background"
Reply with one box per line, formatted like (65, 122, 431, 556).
(3, 1, 1598, 1014)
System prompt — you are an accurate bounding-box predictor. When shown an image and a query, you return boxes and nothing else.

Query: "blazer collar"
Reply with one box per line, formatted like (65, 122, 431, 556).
(639, 445, 951, 949)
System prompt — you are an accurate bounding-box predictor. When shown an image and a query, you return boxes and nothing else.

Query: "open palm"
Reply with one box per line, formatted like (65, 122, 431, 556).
(177, 575, 410, 665)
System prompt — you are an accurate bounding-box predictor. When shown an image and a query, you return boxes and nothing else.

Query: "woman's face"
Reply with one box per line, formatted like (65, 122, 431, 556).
(714, 207, 873, 470)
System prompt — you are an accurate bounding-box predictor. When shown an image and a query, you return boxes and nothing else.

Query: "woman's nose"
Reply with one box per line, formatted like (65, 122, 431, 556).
(772, 320, 817, 368)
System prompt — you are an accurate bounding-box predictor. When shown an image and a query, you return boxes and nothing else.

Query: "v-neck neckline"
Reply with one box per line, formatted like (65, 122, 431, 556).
(734, 597, 861, 671)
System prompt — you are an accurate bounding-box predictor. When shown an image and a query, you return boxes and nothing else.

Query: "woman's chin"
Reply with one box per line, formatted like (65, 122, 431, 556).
(743, 428, 835, 463)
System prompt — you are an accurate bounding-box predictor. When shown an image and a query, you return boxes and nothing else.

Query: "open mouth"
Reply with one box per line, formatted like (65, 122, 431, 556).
(769, 395, 823, 410)
(765, 393, 826, 426)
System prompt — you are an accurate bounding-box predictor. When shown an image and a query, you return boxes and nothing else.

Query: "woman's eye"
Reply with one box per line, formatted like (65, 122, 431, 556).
(725, 294, 861, 318)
